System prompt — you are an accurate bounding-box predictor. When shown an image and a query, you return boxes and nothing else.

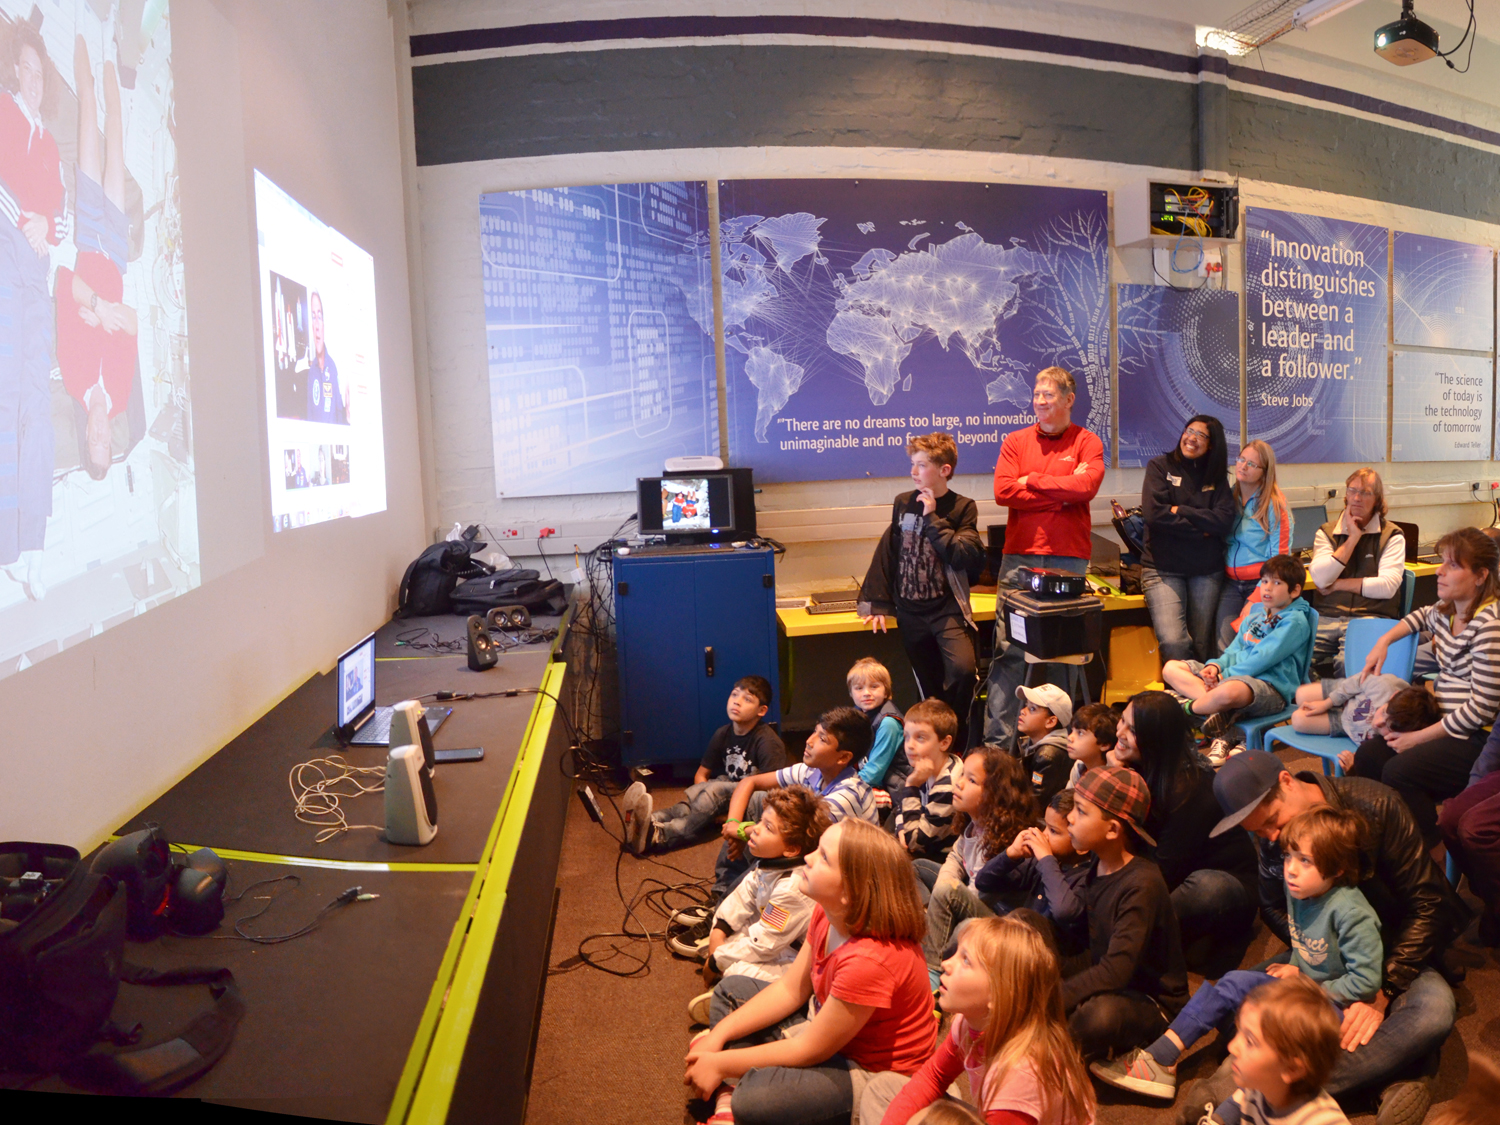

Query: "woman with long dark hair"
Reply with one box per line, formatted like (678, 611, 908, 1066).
(1140, 416, 1237, 663)
(1112, 690, 1257, 974)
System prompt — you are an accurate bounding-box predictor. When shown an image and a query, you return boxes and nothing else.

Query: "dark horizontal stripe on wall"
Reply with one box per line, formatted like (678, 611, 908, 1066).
(412, 16, 1500, 155)
(1228, 89, 1500, 227)
(409, 14, 1198, 77)
(411, 44, 1196, 168)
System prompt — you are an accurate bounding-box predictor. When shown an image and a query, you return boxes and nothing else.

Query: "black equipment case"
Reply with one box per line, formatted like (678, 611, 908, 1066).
(1001, 591, 1103, 659)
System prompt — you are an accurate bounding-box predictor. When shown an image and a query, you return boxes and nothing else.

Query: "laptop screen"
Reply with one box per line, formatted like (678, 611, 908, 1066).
(337, 634, 377, 730)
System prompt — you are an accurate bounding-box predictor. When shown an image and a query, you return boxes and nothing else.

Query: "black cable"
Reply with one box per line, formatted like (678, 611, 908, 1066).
(537, 535, 555, 578)
(213, 875, 374, 945)
(394, 626, 464, 654)
(1436, 0, 1477, 74)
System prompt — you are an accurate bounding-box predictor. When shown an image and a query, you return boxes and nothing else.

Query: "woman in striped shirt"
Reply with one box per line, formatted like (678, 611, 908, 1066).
(1353, 528, 1500, 845)
(1215, 440, 1293, 653)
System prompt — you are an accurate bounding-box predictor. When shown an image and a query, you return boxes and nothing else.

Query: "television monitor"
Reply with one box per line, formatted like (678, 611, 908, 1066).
(636, 468, 756, 541)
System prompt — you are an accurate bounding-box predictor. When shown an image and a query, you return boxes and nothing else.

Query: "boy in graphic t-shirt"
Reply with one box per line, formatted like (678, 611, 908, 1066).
(623, 675, 785, 855)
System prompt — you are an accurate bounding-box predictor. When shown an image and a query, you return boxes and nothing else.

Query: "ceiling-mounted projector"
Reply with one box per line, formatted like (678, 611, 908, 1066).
(1374, 1, 1439, 65)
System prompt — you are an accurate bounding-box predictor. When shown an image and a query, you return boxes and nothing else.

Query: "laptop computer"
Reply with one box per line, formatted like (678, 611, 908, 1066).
(336, 633, 452, 745)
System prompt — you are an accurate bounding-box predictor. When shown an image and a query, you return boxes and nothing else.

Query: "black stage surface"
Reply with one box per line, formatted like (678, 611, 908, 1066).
(33, 858, 472, 1123)
(116, 616, 562, 864)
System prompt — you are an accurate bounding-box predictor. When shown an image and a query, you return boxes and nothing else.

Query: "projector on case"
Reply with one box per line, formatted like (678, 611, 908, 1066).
(664, 455, 724, 473)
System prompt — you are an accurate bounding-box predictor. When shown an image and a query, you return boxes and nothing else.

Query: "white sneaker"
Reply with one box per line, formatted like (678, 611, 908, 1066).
(688, 989, 713, 1025)
(621, 781, 653, 854)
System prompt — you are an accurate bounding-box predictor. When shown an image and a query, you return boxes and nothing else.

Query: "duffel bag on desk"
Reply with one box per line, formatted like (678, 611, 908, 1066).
(0, 840, 243, 1095)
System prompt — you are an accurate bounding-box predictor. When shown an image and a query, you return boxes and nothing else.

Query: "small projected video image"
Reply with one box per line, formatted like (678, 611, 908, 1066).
(332, 446, 350, 484)
(270, 271, 310, 420)
(661, 478, 710, 530)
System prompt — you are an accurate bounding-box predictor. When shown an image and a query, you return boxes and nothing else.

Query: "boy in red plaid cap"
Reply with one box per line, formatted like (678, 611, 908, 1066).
(1062, 766, 1189, 1061)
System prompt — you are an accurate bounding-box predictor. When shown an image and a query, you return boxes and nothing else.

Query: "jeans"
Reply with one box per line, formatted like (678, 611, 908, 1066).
(1352, 733, 1485, 846)
(1439, 768, 1500, 907)
(656, 779, 738, 848)
(1325, 969, 1455, 1100)
(1215, 578, 1259, 655)
(1170, 969, 1282, 1050)
(983, 553, 1089, 747)
(1172, 869, 1257, 977)
(1312, 615, 1350, 678)
(896, 607, 978, 751)
(712, 791, 766, 901)
(922, 881, 993, 978)
(1142, 567, 1224, 664)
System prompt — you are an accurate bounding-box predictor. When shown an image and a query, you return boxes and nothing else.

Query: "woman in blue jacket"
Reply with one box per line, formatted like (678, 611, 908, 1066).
(1140, 415, 1237, 664)
(1215, 439, 1293, 653)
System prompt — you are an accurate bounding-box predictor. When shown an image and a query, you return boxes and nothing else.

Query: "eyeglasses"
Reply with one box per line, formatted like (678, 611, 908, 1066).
(1345, 487, 1375, 500)
(1235, 456, 1264, 469)
(1182, 429, 1211, 442)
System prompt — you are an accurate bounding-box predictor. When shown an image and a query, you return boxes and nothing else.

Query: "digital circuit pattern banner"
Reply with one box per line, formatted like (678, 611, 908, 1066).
(480, 182, 717, 498)
(713, 179, 1110, 483)
(1245, 208, 1387, 464)
(1117, 284, 1241, 467)
(1392, 352, 1492, 462)
(1393, 231, 1495, 351)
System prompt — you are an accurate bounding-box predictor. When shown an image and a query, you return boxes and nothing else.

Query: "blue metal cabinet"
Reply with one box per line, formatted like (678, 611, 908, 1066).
(614, 547, 779, 767)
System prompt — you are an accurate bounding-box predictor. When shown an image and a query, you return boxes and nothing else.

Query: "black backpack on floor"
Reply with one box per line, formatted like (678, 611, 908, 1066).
(396, 531, 494, 618)
(0, 842, 243, 1095)
(451, 568, 567, 616)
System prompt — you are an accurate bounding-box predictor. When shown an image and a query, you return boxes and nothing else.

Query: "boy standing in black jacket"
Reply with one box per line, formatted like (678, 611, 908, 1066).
(857, 432, 985, 749)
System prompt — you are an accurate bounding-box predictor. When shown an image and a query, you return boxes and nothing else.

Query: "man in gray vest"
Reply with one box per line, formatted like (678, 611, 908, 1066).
(1307, 468, 1406, 677)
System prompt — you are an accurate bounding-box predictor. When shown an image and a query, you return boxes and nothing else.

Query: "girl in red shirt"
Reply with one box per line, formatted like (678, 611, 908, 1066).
(872, 914, 1096, 1125)
(686, 819, 936, 1125)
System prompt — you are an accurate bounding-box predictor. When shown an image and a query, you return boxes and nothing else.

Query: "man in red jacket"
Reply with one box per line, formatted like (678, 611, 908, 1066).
(983, 367, 1104, 746)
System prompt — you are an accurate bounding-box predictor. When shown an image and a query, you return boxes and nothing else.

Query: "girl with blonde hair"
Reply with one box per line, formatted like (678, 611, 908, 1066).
(1214, 438, 1292, 651)
(686, 818, 936, 1125)
(866, 913, 1096, 1124)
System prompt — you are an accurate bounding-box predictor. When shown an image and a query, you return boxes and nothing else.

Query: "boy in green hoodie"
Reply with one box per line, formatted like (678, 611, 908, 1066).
(1163, 555, 1317, 733)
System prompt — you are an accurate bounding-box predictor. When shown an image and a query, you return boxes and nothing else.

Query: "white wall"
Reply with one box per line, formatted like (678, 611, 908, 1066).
(0, 0, 426, 848)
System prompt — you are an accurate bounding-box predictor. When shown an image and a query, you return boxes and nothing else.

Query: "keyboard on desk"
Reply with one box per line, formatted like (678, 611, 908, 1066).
(627, 545, 736, 557)
(806, 599, 859, 615)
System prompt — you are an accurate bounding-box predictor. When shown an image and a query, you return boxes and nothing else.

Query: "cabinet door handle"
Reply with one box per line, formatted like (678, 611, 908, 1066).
(704, 646, 715, 678)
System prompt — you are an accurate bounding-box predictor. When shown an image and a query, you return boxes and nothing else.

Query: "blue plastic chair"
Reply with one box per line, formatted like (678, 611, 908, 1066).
(1265, 618, 1418, 775)
(1229, 602, 1325, 751)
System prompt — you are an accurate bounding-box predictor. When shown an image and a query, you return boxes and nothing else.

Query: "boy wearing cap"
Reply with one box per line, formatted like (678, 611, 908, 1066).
(1189, 749, 1470, 1124)
(1014, 683, 1073, 808)
(1063, 765, 1189, 1061)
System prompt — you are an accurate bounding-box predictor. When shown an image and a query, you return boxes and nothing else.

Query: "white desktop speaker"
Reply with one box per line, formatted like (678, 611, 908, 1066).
(389, 699, 436, 776)
(385, 744, 438, 846)
(663, 455, 723, 472)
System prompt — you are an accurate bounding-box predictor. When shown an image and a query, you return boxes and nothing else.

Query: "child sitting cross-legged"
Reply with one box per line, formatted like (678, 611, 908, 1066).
(848, 657, 911, 804)
(1090, 804, 1378, 1102)
(921, 747, 1037, 989)
(1014, 684, 1073, 809)
(1162, 555, 1318, 735)
(974, 789, 1090, 953)
(1216, 975, 1351, 1125)
(861, 914, 1098, 1125)
(688, 786, 833, 1027)
(685, 819, 937, 1125)
(1066, 703, 1117, 788)
(893, 698, 965, 862)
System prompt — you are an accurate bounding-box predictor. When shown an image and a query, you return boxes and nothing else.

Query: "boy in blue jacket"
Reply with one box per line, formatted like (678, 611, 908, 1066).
(1163, 554, 1317, 735)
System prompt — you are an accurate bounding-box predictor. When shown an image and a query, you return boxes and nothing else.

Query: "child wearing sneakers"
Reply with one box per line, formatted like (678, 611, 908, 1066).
(1067, 702, 1118, 788)
(893, 698, 965, 861)
(1162, 555, 1318, 734)
(623, 675, 786, 855)
(1062, 766, 1189, 1062)
(1014, 683, 1074, 807)
(846, 657, 910, 799)
(687, 786, 832, 1026)
(1219, 976, 1351, 1125)
(1090, 804, 1379, 1102)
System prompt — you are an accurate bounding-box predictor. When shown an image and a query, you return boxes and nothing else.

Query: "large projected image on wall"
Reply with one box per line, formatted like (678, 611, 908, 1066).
(0, 5, 195, 682)
(255, 171, 385, 531)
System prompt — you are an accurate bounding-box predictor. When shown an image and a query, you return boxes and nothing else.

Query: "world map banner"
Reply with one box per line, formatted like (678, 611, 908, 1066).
(1245, 208, 1387, 464)
(1117, 285, 1242, 468)
(715, 180, 1111, 483)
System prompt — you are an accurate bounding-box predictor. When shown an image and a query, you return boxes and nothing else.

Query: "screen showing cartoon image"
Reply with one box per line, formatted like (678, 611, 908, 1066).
(661, 477, 710, 530)
(0, 6, 198, 684)
(255, 170, 385, 533)
(339, 639, 374, 728)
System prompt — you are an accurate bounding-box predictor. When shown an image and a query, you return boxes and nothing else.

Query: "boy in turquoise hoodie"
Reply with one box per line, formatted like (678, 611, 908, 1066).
(1164, 554, 1317, 733)
(1091, 804, 1380, 1100)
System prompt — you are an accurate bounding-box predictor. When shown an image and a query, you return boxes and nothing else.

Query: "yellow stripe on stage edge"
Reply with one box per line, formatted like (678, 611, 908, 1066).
(102, 838, 477, 874)
(391, 660, 567, 1125)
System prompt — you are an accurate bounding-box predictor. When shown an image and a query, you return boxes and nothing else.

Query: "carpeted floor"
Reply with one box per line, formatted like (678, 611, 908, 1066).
(524, 748, 1500, 1125)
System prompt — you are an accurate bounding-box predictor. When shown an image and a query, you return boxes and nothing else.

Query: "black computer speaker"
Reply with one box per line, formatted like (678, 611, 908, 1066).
(467, 614, 498, 671)
(485, 604, 531, 630)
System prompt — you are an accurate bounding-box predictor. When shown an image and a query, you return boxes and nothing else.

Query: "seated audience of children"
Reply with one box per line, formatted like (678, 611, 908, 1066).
(893, 698, 965, 862)
(974, 788, 1089, 952)
(1013, 684, 1073, 808)
(847, 657, 910, 802)
(1066, 703, 1117, 788)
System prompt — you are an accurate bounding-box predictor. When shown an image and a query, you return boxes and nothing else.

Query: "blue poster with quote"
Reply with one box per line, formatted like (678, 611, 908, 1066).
(713, 179, 1111, 482)
(1393, 232, 1494, 351)
(1245, 208, 1387, 463)
(1392, 351, 1492, 462)
(1117, 285, 1241, 467)
(479, 182, 717, 498)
